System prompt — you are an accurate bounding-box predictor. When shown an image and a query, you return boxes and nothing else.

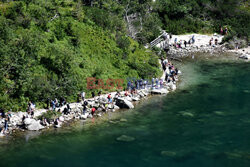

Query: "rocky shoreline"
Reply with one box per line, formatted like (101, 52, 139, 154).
(2, 33, 248, 138)
(0, 63, 180, 137)
(157, 33, 250, 60)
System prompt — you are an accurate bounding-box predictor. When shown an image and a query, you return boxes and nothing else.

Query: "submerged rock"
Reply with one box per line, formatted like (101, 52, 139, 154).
(179, 111, 194, 117)
(225, 151, 250, 160)
(120, 118, 127, 122)
(116, 135, 135, 142)
(109, 120, 118, 124)
(243, 90, 250, 93)
(214, 111, 225, 116)
(161, 151, 177, 157)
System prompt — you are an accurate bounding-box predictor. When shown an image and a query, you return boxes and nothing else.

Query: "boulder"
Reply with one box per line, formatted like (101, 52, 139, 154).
(59, 116, 65, 122)
(33, 109, 47, 118)
(24, 118, 34, 125)
(69, 103, 82, 109)
(141, 90, 149, 96)
(99, 96, 108, 104)
(27, 120, 45, 131)
(80, 113, 89, 120)
(15, 111, 25, 118)
(125, 96, 133, 102)
(87, 114, 93, 118)
(115, 98, 134, 109)
(132, 97, 140, 101)
(151, 89, 168, 94)
(114, 105, 120, 110)
(239, 54, 250, 60)
(138, 91, 145, 97)
(116, 135, 135, 142)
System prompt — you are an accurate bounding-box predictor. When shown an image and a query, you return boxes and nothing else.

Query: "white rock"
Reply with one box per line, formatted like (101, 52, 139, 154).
(24, 118, 34, 125)
(151, 89, 168, 94)
(132, 97, 140, 101)
(125, 96, 133, 102)
(33, 109, 47, 118)
(27, 120, 45, 131)
(116, 98, 134, 109)
(59, 116, 65, 122)
(114, 105, 120, 110)
(80, 113, 89, 120)
(87, 114, 93, 118)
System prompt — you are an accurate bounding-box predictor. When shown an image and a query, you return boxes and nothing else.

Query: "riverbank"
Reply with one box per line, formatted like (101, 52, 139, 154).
(159, 33, 249, 60)
(0, 60, 180, 137)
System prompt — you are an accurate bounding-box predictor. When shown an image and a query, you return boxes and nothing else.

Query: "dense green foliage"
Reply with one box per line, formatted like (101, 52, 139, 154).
(0, 0, 249, 111)
(0, 0, 160, 111)
(82, 0, 250, 41)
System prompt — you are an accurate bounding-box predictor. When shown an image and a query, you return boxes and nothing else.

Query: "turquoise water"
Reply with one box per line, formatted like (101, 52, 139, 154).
(0, 56, 250, 167)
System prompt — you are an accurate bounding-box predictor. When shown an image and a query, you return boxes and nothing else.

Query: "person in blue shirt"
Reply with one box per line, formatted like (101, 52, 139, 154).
(152, 78, 155, 88)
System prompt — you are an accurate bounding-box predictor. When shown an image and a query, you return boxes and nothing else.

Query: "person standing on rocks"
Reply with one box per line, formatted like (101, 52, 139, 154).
(143, 80, 147, 89)
(98, 91, 102, 97)
(235, 42, 239, 50)
(82, 100, 88, 115)
(220, 27, 223, 35)
(81, 91, 85, 102)
(46, 98, 50, 109)
(66, 103, 71, 112)
(151, 78, 155, 89)
(155, 78, 159, 88)
(4, 116, 9, 133)
(184, 40, 187, 47)
(225, 27, 228, 35)
(0, 108, 5, 119)
(139, 79, 143, 90)
(209, 38, 213, 46)
(127, 80, 131, 91)
(192, 35, 195, 44)
(91, 106, 96, 116)
(215, 39, 218, 45)
(51, 100, 56, 111)
(91, 91, 95, 99)
(165, 73, 169, 82)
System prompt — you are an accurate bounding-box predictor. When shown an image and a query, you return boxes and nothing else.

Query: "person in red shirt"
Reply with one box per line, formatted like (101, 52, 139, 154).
(107, 94, 111, 100)
(91, 107, 96, 116)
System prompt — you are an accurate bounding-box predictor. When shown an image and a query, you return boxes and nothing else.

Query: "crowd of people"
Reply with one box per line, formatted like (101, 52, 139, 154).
(0, 57, 179, 135)
(220, 27, 228, 35)
(161, 58, 179, 84)
(209, 38, 219, 46)
(173, 35, 195, 49)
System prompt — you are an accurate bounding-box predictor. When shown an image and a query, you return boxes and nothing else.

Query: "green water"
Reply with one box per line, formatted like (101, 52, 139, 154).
(1, 56, 250, 167)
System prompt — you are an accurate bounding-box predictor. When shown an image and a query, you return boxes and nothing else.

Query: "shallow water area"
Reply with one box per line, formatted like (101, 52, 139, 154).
(0, 53, 250, 167)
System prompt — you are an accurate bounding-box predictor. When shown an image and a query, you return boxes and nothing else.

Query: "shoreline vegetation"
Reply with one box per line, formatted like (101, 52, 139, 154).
(0, 0, 249, 138)
(0, 31, 249, 138)
(0, 58, 179, 137)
